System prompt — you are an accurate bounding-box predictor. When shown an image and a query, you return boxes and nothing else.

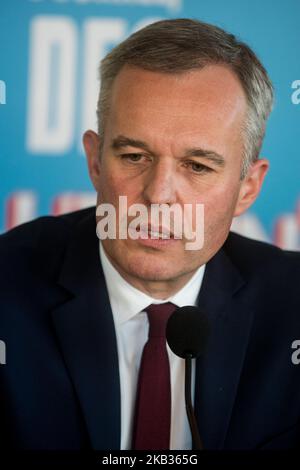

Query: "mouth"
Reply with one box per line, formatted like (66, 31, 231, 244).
(138, 224, 175, 239)
(125, 223, 180, 249)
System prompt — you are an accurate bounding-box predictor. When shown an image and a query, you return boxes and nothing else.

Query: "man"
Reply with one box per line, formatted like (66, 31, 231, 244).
(0, 18, 299, 451)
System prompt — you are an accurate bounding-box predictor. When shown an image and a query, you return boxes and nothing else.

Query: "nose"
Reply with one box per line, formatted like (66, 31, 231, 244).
(142, 159, 177, 205)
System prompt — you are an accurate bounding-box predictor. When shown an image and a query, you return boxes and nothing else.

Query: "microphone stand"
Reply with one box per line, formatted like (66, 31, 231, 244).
(185, 354, 203, 450)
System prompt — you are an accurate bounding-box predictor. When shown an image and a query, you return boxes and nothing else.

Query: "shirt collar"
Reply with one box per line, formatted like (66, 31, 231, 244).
(99, 241, 205, 326)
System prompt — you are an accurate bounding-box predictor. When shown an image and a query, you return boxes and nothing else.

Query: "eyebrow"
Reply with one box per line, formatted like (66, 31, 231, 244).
(111, 134, 225, 168)
(111, 135, 152, 153)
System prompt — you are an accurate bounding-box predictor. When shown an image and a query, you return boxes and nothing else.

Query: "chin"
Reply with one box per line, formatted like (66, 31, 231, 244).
(121, 255, 177, 281)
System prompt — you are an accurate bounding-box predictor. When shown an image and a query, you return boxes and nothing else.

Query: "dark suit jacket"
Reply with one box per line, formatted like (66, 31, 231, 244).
(0, 206, 300, 450)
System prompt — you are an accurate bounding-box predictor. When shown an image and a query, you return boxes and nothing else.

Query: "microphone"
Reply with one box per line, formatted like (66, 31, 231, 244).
(166, 306, 210, 450)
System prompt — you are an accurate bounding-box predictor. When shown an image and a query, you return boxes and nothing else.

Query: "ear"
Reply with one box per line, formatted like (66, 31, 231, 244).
(234, 158, 269, 217)
(83, 130, 102, 191)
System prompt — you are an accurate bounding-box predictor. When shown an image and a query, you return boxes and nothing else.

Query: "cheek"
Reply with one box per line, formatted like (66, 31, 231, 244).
(207, 187, 238, 211)
(189, 180, 240, 229)
(99, 170, 143, 209)
(98, 165, 123, 198)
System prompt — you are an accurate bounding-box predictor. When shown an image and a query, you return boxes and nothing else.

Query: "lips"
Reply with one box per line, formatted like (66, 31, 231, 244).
(139, 224, 174, 238)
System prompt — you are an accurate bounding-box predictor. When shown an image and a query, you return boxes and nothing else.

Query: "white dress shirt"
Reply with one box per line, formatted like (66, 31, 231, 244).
(99, 242, 205, 450)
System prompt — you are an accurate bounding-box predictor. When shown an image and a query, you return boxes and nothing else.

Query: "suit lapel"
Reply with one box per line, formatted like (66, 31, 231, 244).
(51, 211, 121, 450)
(195, 243, 254, 449)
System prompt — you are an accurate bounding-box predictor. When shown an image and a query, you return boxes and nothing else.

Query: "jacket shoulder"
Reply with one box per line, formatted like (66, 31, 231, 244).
(0, 206, 96, 280)
(225, 231, 300, 279)
(0, 206, 95, 247)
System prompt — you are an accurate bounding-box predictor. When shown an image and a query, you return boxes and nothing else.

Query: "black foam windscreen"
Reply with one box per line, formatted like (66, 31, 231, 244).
(166, 306, 210, 359)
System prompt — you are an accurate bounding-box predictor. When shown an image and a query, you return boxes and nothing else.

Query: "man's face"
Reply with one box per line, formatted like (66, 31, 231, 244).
(85, 64, 268, 296)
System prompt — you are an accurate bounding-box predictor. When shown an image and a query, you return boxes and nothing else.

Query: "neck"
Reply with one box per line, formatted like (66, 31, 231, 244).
(105, 252, 198, 300)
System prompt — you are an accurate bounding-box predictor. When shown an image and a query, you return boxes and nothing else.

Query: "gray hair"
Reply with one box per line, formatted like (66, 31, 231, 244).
(97, 18, 274, 178)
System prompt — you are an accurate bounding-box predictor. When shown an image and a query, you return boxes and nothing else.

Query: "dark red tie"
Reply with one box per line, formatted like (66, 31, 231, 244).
(132, 302, 177, 450)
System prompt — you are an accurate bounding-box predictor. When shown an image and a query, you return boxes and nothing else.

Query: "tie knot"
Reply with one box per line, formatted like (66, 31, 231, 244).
(145, 302, 177, 338)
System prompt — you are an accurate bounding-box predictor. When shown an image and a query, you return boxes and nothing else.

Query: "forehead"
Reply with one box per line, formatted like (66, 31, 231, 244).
(110, 64, 246, 110)
(106, 64, 247, 152)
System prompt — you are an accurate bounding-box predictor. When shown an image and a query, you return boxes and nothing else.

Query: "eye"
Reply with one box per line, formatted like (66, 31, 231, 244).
(185, 160, 213, 174)
(120, 153, 144, 162)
